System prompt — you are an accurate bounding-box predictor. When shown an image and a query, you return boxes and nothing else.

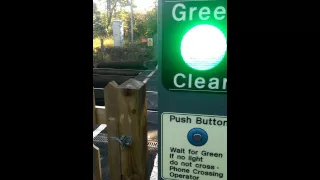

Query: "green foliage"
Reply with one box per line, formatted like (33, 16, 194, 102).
(93, 2, 108, 39)
(145, 6, 157, 37)
(93, 0, 158, 62)
(94, 0, 157, 40)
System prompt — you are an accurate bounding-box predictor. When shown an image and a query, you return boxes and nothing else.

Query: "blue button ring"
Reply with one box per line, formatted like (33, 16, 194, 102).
(187, 128, 208, 147)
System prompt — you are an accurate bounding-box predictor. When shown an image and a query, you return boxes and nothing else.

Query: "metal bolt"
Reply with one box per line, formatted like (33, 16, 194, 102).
(193, 134, 202, 142)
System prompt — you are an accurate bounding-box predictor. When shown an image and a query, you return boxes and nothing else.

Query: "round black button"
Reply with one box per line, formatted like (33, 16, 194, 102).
(193, 134, 202, 142)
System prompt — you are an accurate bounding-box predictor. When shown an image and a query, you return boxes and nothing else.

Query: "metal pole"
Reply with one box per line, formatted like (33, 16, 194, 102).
(130, 0, 134, 45)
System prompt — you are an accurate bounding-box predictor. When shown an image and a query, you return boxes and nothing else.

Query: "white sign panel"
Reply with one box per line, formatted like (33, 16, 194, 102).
(161, 112, 227, 180)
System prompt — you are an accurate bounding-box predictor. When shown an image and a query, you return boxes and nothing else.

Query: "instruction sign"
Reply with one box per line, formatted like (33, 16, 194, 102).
(161, 112, 227, 180)
(148, 38, 153, 46)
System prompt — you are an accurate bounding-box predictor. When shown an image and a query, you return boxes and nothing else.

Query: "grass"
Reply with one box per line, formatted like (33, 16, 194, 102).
(93, 38, 137, 50)
(93, 38, 114, 49)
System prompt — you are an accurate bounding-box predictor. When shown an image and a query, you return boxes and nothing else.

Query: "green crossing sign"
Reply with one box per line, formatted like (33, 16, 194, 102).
(162, 0, 227, 93)
(158, 0, 227, 180)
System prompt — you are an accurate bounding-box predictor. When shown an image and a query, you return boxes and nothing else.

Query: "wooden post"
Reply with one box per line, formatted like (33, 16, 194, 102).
(93, 144, 102, 180)
(105, 81, 122, 180)
(93, 87, 97, 128)
(104, 79, 148, 180)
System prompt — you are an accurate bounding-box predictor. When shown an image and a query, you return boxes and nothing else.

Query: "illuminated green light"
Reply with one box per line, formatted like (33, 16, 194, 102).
(181, 24, 227, 71)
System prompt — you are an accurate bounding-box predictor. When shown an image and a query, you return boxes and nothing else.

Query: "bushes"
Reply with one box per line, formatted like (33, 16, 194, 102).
(93, 37, 156, 68)
(104, 46, 154, 61)
(93, 46, 155, 66)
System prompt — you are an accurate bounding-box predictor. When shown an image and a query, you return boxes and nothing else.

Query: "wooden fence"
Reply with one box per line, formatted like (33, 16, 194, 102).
(93, 78, 148, 180)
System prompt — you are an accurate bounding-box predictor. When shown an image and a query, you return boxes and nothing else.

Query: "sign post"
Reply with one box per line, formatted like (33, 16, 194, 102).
(158, 0, 227, 180)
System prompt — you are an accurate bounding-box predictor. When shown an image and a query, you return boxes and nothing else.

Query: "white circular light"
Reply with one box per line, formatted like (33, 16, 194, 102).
(181, 24, 227, 71)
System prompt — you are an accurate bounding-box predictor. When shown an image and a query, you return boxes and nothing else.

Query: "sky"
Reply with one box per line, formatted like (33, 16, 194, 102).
(133, 0, 155, 11)
(93, 0, 155, 12)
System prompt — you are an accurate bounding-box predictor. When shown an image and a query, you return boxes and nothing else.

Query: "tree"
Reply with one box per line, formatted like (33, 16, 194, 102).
(103, 0, 129, 33)
(144, 4, 157, 37)
(93, 2, 108, 48)
(132, 5, 157, 39)
(94, 0, 130, 42)
(94, 0, 158, 47)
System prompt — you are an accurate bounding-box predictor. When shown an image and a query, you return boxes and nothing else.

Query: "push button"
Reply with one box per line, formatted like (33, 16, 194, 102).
(187, 128, 208, 147)
(193, 134, 202, 142)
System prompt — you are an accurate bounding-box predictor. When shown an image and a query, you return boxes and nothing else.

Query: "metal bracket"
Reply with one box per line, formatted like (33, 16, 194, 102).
(111, 135, 132, 151)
